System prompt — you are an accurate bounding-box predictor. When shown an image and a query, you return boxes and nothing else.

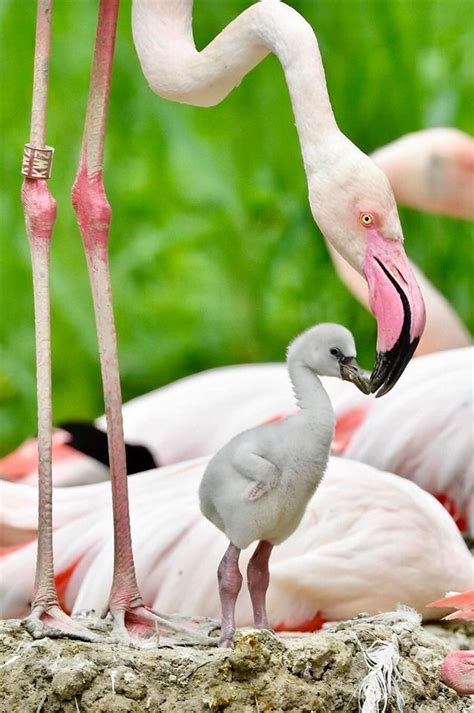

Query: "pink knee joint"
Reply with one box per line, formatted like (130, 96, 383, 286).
(21, 179, 57, 241)
(72, 166, 112, 250)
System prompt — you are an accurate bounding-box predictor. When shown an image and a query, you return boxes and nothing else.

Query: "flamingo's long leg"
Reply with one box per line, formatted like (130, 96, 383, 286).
(21, 0, 97, 642)
(70, 0, 214, 644)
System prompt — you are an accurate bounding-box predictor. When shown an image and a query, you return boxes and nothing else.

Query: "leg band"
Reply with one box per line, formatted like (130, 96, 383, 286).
(21, 144, 55, 179)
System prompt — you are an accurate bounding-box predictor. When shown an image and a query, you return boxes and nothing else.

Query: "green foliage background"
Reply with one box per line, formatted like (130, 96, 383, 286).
(0, 0, 472, 454)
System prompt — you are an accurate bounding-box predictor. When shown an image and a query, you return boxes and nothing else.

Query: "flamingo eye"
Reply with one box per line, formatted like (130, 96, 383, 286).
(360, 212, 374, 227)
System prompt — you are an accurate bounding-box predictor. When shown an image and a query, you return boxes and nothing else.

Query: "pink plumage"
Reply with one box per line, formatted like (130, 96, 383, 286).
(2, 348, 471, 533)
(426, 590, 474, 621)
(1, 457, 472, 629)
(426, 591, 474, 695)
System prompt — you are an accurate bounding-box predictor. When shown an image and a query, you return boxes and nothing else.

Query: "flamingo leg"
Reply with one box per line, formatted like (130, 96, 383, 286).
(247, 540, 273, 631)
(71, 0, 214, 644)
(217, 543, 242, 647)
(21, 0, 97, 642)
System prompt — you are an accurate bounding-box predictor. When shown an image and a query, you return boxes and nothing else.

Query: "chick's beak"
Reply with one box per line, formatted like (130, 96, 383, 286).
(339, 358, 371, 394)
(364, 230, 426, 397)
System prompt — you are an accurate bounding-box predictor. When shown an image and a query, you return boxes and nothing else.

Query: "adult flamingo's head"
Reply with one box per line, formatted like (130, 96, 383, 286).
(309, 135, 426, 396)
(131, 0, 426, 396)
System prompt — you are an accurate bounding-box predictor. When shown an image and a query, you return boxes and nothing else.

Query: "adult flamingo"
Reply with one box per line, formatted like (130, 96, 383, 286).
(1, 458, 472, 633)
(132, 0, 426, 397)
(20, 0, 425, 640)
(343, 347, 473, 534)
(371, 127, 474, 220)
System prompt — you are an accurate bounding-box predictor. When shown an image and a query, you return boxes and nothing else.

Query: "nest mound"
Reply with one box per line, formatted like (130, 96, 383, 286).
(0, 612, 472, 712)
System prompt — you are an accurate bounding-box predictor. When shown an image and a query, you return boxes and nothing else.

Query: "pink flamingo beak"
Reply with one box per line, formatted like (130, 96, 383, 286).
(364, 229, 426, 396)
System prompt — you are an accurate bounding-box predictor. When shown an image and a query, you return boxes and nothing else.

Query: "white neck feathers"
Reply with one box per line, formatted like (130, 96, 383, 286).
(287, 359, 333, 421)
(132, 0, 340, 179)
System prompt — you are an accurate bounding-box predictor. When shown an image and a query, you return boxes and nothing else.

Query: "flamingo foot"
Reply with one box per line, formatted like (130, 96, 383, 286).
(110, 601, 219, 646)
(22, 604, 101, 642)
(218, 631, 234, 648)
(441, 650, 474, 696)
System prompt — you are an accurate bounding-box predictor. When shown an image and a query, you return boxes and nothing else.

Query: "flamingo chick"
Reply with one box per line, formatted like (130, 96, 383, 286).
(199, 324, 368, 647)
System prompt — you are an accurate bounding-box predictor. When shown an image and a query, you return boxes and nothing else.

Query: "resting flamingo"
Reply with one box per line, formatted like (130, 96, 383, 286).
(371, 127, 474, 220)
(18, 0, 425, 640)
(1, 458, 472, 635)
(343, 347, 473, 534)
(1, 350, 472, 629)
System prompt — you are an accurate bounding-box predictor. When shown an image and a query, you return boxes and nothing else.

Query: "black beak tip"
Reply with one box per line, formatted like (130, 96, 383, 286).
(374, 379, 396, 398)
(370, 337, 420, 398)
(369, 354, 389, 393)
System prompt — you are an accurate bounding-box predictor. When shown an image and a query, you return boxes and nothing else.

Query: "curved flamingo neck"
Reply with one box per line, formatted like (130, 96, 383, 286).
(132, 0, 340, 176)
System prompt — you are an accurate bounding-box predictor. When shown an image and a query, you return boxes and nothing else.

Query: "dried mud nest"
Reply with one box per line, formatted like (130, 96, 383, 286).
(0, 611, 472, 712)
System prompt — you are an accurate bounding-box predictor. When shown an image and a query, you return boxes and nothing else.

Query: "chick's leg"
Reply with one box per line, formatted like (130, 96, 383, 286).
(217, 543, 242, 647)
(247, 540, 273, 630)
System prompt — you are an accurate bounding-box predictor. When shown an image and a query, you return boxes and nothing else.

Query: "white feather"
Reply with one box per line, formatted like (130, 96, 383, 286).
(1, 458, 472, 626)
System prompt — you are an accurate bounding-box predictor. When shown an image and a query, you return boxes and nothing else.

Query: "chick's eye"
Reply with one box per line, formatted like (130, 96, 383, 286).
(330, 348, 341, 358)
(360, 213, 374, 227)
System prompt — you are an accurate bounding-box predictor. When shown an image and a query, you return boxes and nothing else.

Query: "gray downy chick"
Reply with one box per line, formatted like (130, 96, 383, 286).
(199, 323, 369, 647)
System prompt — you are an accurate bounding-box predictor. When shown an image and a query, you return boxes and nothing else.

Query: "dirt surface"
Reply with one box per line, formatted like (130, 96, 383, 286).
(0, 611, 472, 712)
